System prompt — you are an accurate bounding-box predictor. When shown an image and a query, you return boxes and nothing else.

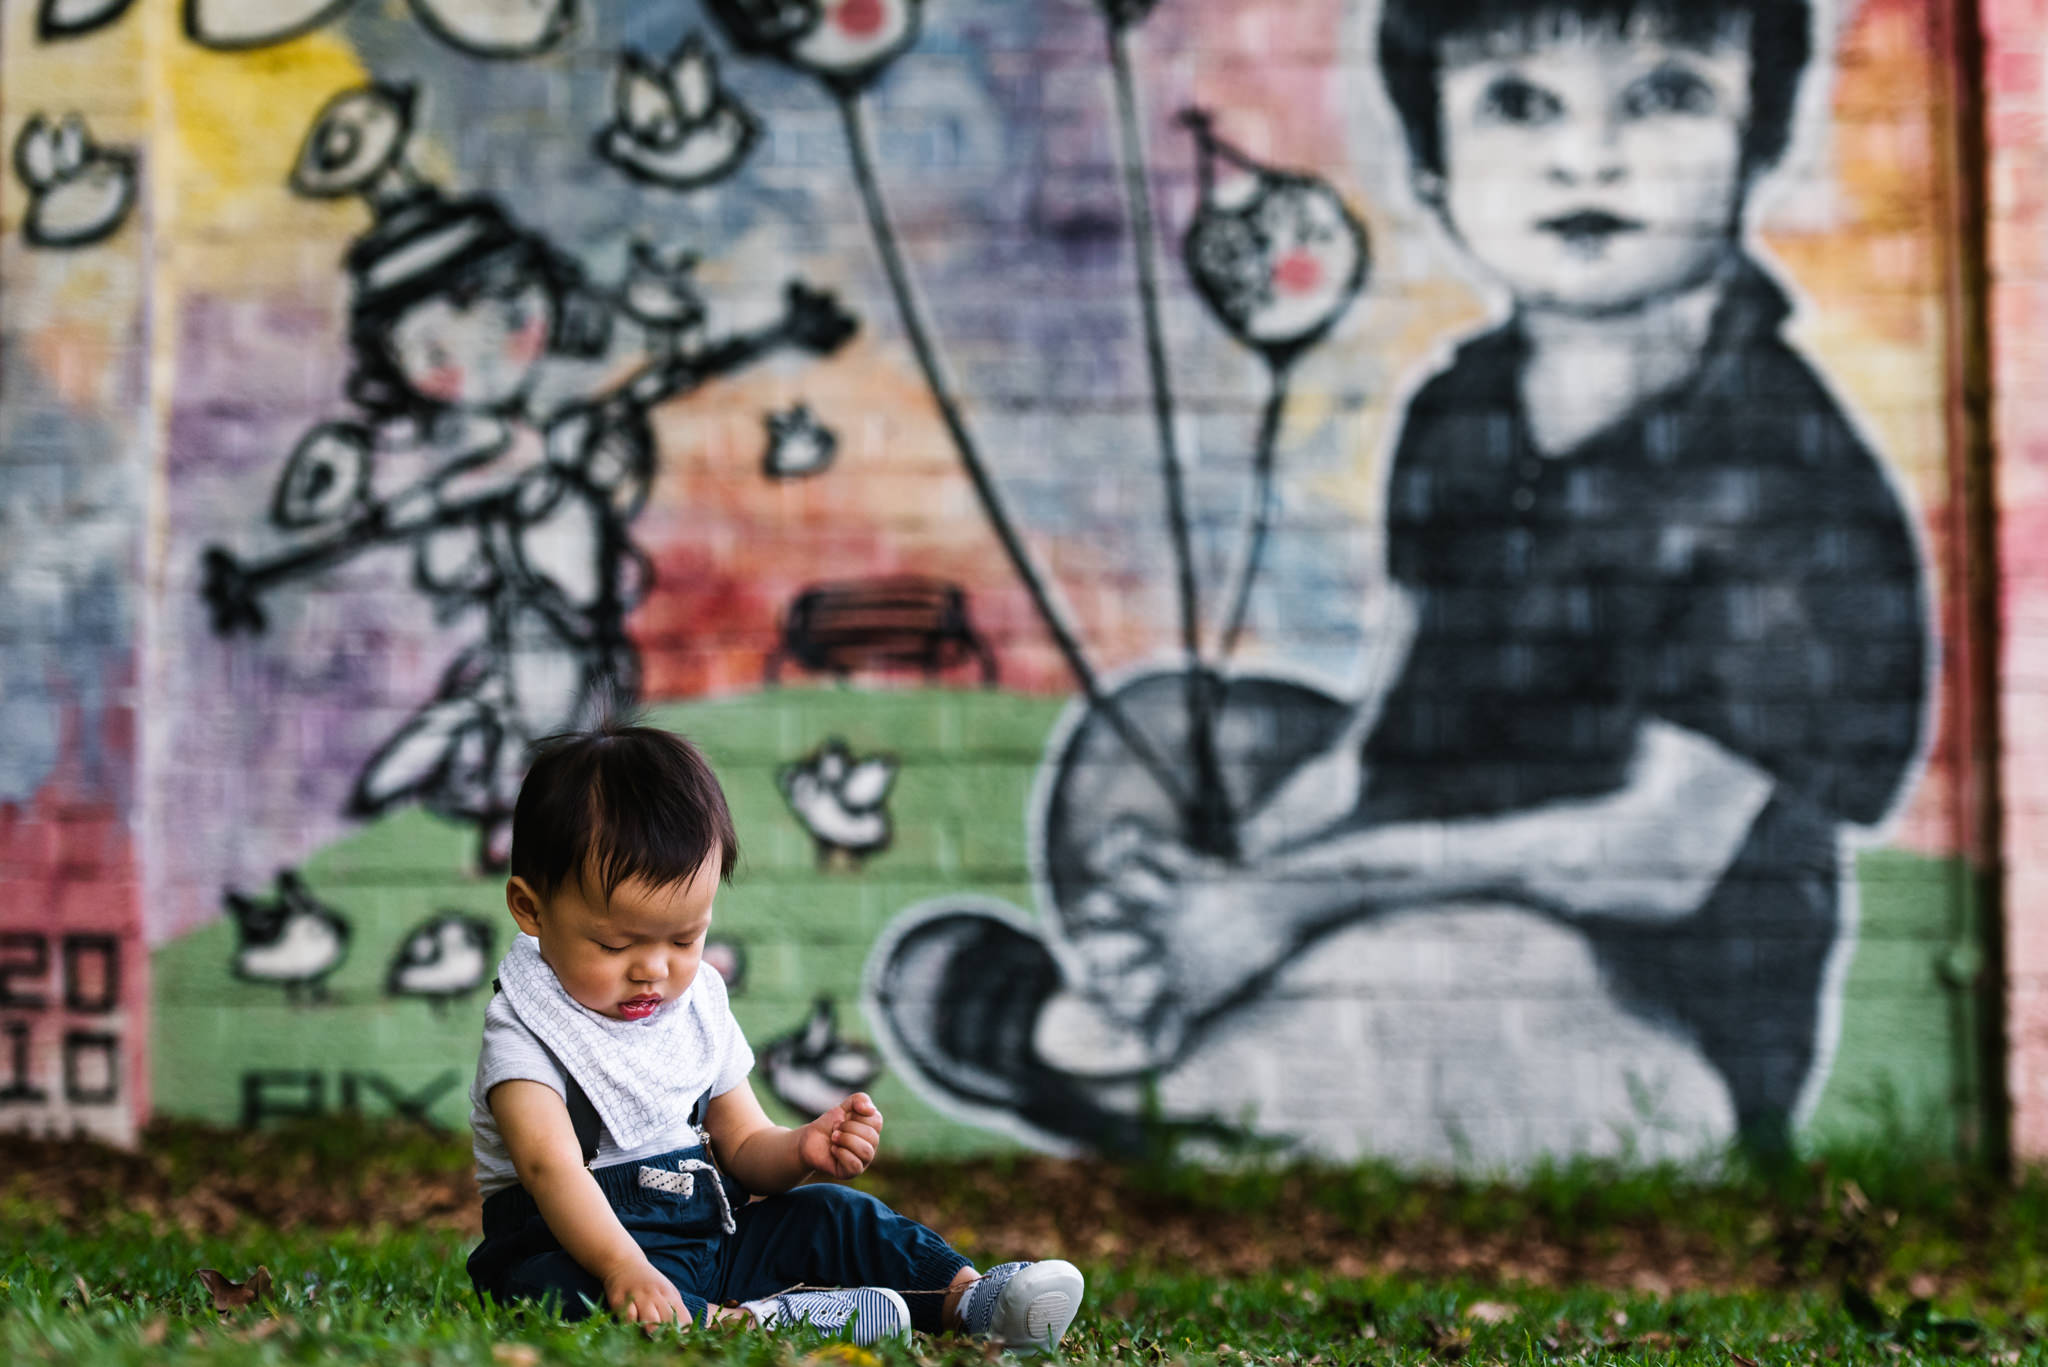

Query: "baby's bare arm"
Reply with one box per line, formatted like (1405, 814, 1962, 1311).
(489, 1080, 690, 1326)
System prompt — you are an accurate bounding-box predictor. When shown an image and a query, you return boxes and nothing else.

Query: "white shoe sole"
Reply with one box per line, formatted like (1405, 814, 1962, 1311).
(987, 1260, 1084, 1354)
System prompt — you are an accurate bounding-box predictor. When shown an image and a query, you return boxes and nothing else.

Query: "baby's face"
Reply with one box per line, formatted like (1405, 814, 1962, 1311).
(509, 851, 720, 1021)
(1432, 27, 1752, 314)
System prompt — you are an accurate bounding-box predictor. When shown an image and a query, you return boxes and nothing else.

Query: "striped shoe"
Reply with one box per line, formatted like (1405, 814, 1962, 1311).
(742, 1287, 912, 1345)
(959, 1260, 1085, 1355)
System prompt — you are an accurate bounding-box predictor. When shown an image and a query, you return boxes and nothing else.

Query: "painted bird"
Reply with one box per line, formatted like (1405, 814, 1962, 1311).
(13, 112, 135, 249)
(761, 403, 839, 480)
(1179, 109, 1368, 366)
(386, 912, 495, 1013)
(762, 997, 883, 1118)
(777, 738, 897, 869)
(598, 34, 761, 190)
(224, 872, 352, 1005)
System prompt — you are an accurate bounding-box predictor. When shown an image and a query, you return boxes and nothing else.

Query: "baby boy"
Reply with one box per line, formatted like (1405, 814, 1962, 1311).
(466, 716, 1085, 1346)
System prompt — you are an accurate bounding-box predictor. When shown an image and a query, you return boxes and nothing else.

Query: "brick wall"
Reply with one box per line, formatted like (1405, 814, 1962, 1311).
(0, 2, 150, 1142)
(1983, 0, 2048, 1158)
(0, 0, 2001, 1165)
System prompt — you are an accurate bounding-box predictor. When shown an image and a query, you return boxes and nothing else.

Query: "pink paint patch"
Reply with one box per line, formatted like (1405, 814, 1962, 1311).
(507, 317, 548, 367)
(834, 0, 886, 38)
(417, 366, 466, 403)
(1271, 250, 1323, 294)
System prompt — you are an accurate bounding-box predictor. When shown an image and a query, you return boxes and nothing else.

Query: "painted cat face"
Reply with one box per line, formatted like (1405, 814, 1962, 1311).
(388, 280, 554, 412)
(1433, 29, 1752, 315)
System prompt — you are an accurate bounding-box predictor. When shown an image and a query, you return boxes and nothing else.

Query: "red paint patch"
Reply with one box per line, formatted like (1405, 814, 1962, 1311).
(1271, 250, 1322, 294)
(833, 0, 887, 39)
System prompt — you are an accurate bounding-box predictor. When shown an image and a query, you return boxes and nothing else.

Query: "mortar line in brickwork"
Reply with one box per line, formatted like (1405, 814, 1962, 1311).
(1931, 0, 2008, 1172)
(1107, 22, 1234, 857)
(834, 88, 1192, 811)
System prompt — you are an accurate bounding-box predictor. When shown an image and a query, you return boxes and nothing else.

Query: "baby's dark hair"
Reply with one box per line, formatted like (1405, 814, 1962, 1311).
(510, 714, 739, 903)
(1378, 0, 1812, 178)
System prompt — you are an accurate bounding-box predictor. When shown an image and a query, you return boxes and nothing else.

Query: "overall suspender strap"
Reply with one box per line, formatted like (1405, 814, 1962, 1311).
(495, 978, 603, 1164)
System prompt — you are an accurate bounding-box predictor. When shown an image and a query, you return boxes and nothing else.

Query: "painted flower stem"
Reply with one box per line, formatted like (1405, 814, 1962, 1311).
(1106, 21, 1237, 858)
(1216, 363, 1293, 659)
(835, 89, 1189, 808)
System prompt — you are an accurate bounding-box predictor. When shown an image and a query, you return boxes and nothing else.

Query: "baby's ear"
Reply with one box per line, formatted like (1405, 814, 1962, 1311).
(505, 877, 545, 935)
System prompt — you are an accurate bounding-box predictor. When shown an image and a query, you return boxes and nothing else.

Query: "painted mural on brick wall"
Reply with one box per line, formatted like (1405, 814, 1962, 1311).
(0, 4, 151, 1142)
(2, 0, 1960, 1159)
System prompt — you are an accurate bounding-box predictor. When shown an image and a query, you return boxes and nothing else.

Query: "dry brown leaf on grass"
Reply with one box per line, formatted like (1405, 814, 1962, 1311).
(195, 1266, 272, 1310)
(491, 1345, 541, 1367)
(1421, 1317, 1471, 1360)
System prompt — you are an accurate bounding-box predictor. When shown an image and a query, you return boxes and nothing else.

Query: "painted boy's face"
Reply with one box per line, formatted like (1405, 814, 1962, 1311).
(507, 851, 720, 1021)
(1433, 29, 1752, 315)
(390, 280, 553, 413)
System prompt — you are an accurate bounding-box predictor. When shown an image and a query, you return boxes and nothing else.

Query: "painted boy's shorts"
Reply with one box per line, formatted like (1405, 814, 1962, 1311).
(465, 1142, 970, 1328)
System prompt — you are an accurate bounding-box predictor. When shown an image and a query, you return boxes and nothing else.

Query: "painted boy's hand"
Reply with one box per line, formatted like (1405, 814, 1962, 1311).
(797, 1092, 883, 1178)
(603, 1259, 691, 1330)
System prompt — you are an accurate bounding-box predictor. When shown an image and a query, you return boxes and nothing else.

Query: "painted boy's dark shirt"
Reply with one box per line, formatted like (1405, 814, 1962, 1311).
(1358, 258, 1929, 1140)
(1363, 257, 1926, 829)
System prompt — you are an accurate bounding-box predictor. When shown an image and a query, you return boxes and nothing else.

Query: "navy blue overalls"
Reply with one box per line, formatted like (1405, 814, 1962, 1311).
(466, 1028, 968, 1326)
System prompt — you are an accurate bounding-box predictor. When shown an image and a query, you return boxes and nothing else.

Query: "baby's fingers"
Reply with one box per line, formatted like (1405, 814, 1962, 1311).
(832, 1129, 878, 1168)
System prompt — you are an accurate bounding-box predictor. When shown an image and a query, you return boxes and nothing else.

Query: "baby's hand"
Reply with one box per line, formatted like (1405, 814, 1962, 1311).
(603, 1259, 691, 1331)
(798, 1092, 883, 1179)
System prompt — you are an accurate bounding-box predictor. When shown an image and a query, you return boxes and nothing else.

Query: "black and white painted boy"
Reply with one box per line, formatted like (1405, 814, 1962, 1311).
(873, 0, 1931, 1163)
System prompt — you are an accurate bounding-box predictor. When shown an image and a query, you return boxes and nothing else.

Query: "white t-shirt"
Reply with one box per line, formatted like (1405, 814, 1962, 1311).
(469, 964, 755, 1197)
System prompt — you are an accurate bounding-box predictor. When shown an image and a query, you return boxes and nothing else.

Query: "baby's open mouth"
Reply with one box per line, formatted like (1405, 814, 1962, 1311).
(619, 995, 663, 1020)
(1537, 209, 1644, 246)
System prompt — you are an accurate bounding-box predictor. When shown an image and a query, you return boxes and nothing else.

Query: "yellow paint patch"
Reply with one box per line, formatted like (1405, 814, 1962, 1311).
(2, 1, 147, 111)
(162, 32, 370, 238)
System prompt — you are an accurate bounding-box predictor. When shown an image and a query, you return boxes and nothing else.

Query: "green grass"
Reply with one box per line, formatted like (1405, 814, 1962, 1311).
(3, 1220, 2039, 1366)
(10, 1120, 2048, 1365)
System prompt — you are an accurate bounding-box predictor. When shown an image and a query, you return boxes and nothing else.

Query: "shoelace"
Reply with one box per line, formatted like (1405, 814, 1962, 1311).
(956, 1262, 1027, 1334)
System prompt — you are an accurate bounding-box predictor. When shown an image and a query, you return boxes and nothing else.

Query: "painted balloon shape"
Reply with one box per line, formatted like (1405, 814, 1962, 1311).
(291, 85, 419, 208)
(185, 0, 572, 57)
(1180, 110, 1368, 365)
(183, 0, 352, 48)
(406, 0, 576, 58)
(706, 0, 921, 93)
(37, 0, 137, 40)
